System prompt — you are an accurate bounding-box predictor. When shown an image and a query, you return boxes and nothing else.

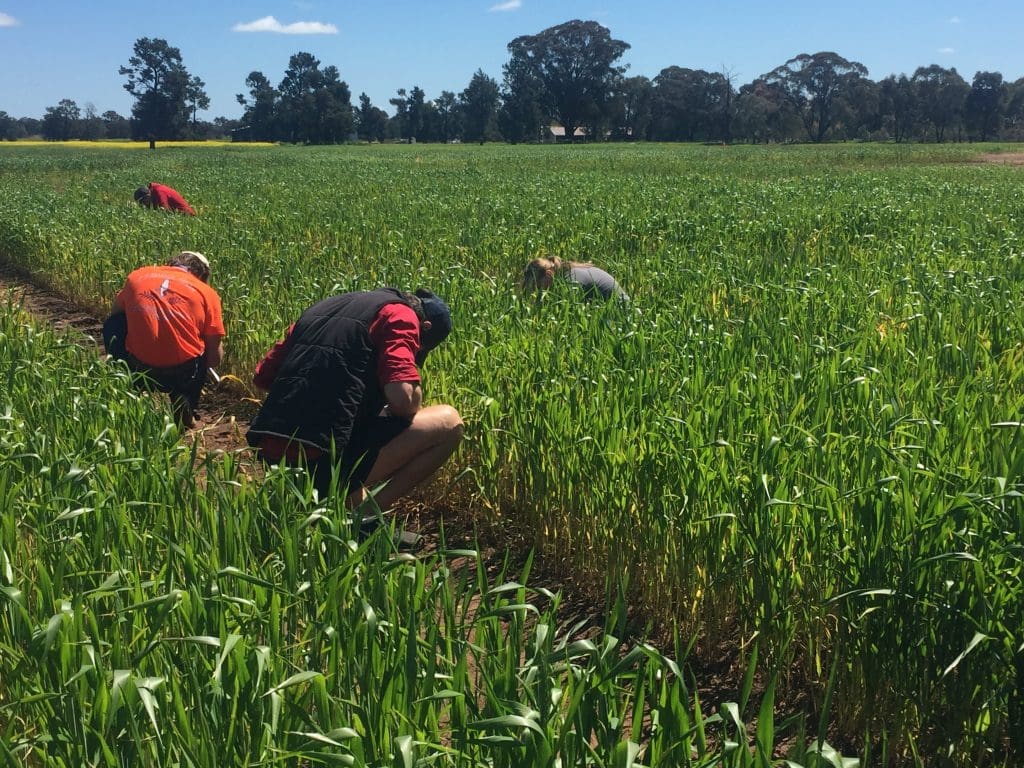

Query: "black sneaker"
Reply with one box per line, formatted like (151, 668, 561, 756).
(394, 530, 424, 552)
(357, 516, 423, 552)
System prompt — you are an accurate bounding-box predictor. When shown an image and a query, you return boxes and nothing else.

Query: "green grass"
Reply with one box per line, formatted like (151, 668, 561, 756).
(0, 297, 830, 766)
(2, 141, 1023, 764)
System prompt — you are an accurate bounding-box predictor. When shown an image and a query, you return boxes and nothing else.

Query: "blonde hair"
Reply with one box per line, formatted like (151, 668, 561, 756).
(521, 256, 594, 292)
(522, 256, 559, 291)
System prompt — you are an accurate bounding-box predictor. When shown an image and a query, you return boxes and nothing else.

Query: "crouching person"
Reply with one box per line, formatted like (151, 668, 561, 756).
(134, 183, 196, 216)
(102, 251, 225, 428)
(246, 288, 463, 544)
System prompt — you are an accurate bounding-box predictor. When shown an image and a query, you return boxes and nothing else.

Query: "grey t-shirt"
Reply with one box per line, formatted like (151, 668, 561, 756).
(567, 265, 629, 302)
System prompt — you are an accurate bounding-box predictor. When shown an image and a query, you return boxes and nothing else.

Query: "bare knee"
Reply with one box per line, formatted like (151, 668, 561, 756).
(439, 404, 463, 431)
(434, 404, 464, 446)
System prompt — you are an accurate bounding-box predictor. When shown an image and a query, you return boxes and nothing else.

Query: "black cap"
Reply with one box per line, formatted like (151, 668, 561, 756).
(415, 289, 452, 364)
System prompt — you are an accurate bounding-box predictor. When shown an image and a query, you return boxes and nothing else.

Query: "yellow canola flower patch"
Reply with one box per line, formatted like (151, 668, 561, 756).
(0, 140, 275, 149)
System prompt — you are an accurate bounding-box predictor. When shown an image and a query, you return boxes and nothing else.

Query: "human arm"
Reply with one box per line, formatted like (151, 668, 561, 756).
(370, 303, 422, 418)
(383, 381, 423, 419)
(204, 336, 224, 368)
(252, 323, 295, 393)
(196, 287, 227, 370)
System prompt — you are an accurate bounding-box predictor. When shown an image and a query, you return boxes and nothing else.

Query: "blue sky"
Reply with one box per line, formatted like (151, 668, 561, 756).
(1, 1, 1022, 120)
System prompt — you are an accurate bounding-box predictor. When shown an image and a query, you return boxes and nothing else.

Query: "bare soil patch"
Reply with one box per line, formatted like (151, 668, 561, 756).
(974, 152, 1024, 166)
(0, 264, 106, 337)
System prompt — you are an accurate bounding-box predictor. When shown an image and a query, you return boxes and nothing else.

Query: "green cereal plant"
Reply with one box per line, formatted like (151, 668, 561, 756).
(0, 299, 851, 766)
(2, 141, 1023, 764)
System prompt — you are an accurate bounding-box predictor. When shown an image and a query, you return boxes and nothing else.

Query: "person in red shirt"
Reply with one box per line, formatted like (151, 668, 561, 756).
(102, 251, 225, 427)
(247, 288, 462, 542)
(134, 183, 196, 215)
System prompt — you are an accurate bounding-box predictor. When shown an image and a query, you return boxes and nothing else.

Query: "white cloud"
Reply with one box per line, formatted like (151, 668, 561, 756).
(0, 12, 19, 26)
(938, 47, 956, 54)
(489, 0, 521, 11)
(232, 15, 337, 34)
(948, 15, 961, 23)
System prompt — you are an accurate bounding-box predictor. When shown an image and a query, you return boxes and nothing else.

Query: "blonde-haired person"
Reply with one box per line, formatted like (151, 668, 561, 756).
(522, 256, 629, 302)
(102, 251, 225, 427)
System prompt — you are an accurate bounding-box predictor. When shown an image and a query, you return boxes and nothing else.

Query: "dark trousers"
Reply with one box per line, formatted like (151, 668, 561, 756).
(257, 415, 411, 500)
(103, 312, 207, 424)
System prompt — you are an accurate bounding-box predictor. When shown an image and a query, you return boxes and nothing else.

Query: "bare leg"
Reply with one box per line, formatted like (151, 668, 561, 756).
(350, 404, 463, 511)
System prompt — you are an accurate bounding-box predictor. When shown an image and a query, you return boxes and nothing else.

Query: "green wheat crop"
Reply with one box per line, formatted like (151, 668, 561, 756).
(2, 141, 1022, 764)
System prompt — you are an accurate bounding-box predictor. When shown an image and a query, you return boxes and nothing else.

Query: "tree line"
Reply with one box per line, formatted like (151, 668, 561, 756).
(3, 20, 1024, 145)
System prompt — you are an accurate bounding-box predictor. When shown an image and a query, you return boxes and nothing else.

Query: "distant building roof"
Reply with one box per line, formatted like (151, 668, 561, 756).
(548, 124, 588, 138)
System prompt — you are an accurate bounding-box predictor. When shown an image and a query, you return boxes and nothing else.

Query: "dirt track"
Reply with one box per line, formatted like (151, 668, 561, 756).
(0, 263, 258, 457)
(975, 152, 1024, 166)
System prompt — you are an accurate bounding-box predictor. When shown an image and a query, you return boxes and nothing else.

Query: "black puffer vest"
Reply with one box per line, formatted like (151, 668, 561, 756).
(247, 289, 415, 452)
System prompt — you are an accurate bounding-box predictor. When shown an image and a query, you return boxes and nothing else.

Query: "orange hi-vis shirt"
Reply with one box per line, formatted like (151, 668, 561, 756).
(117, 265, 225, 368)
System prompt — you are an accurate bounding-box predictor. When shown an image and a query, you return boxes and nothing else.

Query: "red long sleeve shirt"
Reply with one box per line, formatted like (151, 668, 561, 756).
(149, 183, 196, 216)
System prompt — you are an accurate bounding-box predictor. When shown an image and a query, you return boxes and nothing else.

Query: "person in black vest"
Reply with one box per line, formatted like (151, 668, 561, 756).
(247, 288, 463, 522)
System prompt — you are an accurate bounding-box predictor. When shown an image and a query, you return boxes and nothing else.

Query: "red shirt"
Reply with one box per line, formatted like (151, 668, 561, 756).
(149, 183, 196, 216)
(116, 265, 225, 368)
(255, 302, 421, 461)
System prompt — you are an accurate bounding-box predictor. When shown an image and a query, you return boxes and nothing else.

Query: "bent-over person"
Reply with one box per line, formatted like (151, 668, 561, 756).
(247, 288, 463, 539)
(522, 256, 629, 302)
(134, 183, 196, 216)
(102, 251, 225, 427)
